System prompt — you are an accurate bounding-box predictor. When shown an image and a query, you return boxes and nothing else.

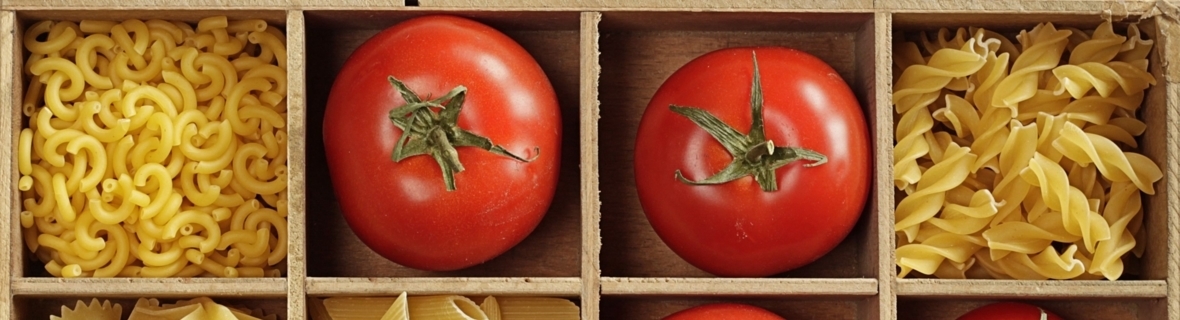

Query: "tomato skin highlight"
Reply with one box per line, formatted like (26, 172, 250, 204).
(957, 302, 1064, 320)
(634, 47, 870, 277)
(323, 15, 562, 271)
(663, 303, 786, 320)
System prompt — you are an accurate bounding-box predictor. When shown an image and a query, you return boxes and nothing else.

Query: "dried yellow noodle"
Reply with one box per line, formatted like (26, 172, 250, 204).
(19, 16, 288, 278)
(893, 21, 1162, 280)
(51, 299, 121, 320)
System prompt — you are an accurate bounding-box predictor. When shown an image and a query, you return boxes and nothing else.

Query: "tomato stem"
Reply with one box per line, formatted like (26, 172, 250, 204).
(671, 52, 827, 192)
(386, 76, 539, 191)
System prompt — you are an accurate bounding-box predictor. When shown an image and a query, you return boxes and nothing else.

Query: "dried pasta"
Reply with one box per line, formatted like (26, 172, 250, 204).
(50, 297, 274, 320)
(19, 17, 288, 278)
(893, 21, 1160, 280)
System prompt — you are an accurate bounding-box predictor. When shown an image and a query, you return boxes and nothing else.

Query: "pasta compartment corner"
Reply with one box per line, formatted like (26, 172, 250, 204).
(890, 12, 1170, 283)
(10, 10, 295, 280)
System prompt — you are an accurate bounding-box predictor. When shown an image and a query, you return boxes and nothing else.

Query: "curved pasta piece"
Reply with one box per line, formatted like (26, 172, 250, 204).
(926, 188, 998, 235)
(1052, 62, 1154, 99)
(991, 23, 1070, 115)
(896, 143, 977, 242)
(1020, 152, 1111, 252)
(1053, 122, 1162, 194)
(895, 40, 988, 114)
(1068, 21, 1124, 64)
(897, 232, 986, 277)
(893, 106, 933, 190)
(1116, 23, 1153, 62)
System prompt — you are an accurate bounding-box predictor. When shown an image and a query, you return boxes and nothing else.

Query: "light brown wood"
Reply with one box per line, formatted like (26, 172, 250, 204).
(1159, 10, 1180, 320)
(868, 11, 897, 320)
(601, 278, 878, 297)
(579, 11, 603, 320)
(12, 278, 288, 297)
(0, 10, 13, 320)
(897, 279, 1167, 298)
(304, 277, 582, 297)
(5, 0, 408, 9)
(879, 0, 1160, 13)
(3, 4, 1180, 320)
(417, 0, 873, 10)
(286, 10, 308, 320)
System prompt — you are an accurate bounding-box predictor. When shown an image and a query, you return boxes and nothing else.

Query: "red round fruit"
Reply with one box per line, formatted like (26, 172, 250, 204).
(323, 15, 561, 271)
(663, 303, 785, 320)
(634, 47, 870, 277)
(958, 302, 1064, 320)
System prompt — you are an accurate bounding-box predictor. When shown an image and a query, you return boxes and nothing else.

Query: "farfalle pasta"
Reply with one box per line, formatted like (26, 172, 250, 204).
(893, 21, 1160, 280)
(18, 17, 288, 278)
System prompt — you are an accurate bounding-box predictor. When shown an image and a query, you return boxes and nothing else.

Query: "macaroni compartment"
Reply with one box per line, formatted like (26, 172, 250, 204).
(10, 10, 294, 280)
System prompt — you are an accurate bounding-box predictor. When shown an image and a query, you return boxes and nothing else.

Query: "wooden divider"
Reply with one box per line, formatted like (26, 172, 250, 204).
(1, 2, 1178, 320)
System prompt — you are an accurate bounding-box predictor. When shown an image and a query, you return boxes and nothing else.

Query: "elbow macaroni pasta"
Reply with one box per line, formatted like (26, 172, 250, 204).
(18, 17, 287, 278)
(894, 21, 1161, 280)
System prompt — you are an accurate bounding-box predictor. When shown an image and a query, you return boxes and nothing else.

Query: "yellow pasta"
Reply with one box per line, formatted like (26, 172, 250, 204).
(20, 16, 287, 278)
(380, 292, 410, 320)
(491, 297, 580, 320)
(894, 21, 1160, 280)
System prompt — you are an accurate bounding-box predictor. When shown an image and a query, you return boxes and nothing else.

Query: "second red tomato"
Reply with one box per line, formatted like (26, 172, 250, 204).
(634, 47, 869, 277)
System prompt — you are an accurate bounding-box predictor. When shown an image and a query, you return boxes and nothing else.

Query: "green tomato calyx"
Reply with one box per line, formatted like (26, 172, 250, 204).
(670, 52, 827, 192)
(386, 76, 538, 192)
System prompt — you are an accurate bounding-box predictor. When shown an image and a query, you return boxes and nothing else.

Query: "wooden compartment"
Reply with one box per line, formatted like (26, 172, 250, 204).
(302, 9, 584, 279)
(888, 10, 1175, 320)
(3, 8, 308, 319)
(596, 11, 883, 279)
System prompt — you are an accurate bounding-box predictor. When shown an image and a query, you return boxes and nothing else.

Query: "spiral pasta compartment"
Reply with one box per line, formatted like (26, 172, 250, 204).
(892, 21, 1161, 281)
(17, 16, 289, 278)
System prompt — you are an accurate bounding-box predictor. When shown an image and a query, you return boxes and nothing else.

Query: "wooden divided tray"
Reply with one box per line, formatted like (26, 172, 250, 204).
(2, 1, 1178, 319)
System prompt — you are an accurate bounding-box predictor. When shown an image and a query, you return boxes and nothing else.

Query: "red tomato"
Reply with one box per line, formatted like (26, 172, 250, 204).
(323, 15, 561, 271)
(958, 302, 1064, 320)
(664, 303, 785, 320)
(634, 47, 869, 277)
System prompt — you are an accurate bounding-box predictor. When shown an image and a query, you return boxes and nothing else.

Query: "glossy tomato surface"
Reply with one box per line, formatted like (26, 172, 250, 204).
(323, 15, 561, 271)
(634, 47, 869, 277)
(958, 302, 1064, 320)
(663, 303, 785, 320)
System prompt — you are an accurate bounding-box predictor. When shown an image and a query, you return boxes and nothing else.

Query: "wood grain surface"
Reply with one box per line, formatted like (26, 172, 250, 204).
(1, 4, 1178, 320)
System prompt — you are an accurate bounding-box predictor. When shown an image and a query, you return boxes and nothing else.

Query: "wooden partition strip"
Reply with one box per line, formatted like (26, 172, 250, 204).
(897, 280, 1167, 298)
(870, 10, 895, 320)
(1, 9, 13, 320)
(304, 277, 583, 296)
(600, 278, 878, 297)
(6, 9, 22, 282)
(1, 1, 292, 10)
(1162, 13, 1180, 320)
(12, 278, 288, 297)
(877, 0, 1158, 13)
(415, 0, 872, 10)
(286, 9, 309, 320)
(580, 11, 603, 320)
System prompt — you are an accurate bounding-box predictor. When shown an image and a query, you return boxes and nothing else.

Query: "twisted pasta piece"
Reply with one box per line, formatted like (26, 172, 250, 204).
(896, 143, 977, 242)
(1053, 121, 1162, 194)
(991, 23, 1070, 116)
